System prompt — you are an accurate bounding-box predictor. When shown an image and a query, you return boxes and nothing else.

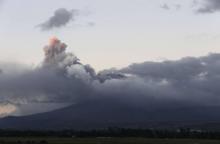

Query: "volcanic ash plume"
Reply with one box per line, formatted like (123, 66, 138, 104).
(43, 37, 124, 83)
(43, 37, 79, 68)
(43, 37, 101, 85)
(44, 37, 66, 62)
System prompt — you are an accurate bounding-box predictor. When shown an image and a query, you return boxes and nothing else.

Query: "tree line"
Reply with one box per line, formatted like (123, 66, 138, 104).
(0, 128, 220, 139)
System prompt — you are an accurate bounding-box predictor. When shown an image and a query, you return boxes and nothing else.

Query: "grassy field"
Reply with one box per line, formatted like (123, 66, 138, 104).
(1, 137, 220, 144)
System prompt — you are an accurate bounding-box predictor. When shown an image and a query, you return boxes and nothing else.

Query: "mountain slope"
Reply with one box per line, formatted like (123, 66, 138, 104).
(1, 98, 220, 130)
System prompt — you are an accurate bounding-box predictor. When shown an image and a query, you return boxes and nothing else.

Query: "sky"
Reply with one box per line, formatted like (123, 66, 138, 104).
(0, 0, 220, 70)
(1, 0, 220, 117)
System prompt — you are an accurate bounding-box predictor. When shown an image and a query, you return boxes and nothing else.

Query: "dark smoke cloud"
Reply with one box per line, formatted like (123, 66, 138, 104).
(38, 8, 78, 31)
(196, 0, 220, 13)
(1, 38, 220, 116)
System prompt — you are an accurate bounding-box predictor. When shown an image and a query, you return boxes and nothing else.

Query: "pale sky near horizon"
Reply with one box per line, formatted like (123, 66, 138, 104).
(0, 0, 220, 71)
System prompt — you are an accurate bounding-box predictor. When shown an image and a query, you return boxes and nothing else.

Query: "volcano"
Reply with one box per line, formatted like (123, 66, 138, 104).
(1, 98, 220, 130)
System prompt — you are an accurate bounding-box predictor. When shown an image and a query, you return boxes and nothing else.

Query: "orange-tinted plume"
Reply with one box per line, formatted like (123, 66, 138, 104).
(49, 36, 59, 46)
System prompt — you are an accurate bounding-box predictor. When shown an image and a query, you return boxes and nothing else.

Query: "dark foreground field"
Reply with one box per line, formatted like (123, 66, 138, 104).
(1, 138, 220, 144)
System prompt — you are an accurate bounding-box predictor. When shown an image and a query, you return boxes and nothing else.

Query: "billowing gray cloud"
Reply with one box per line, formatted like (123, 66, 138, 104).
(196, 0, 220, 13)
(38, 8, 78, 31)
(2, 38, 220, 117)
(120, 54, 220, 105)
